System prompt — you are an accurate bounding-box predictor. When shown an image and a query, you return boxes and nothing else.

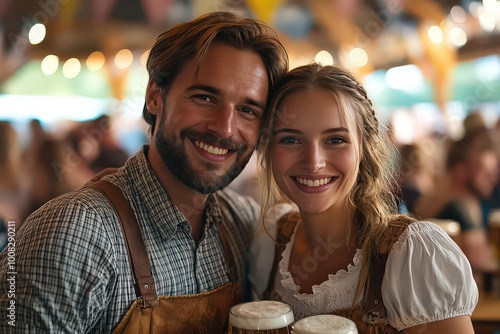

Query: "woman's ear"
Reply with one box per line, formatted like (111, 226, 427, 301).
(146, 79, 162, 115)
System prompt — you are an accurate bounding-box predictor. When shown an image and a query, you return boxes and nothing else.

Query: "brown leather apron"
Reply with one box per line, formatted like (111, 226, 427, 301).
(88, 177, 240, 334)
(264, 212, 415, 334)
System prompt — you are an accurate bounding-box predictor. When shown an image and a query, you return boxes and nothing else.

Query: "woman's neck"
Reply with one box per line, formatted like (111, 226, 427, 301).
(299, 204, 354, 248)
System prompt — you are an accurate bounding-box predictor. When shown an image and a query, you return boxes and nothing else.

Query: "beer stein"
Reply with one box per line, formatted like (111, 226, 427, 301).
(292, 314, 358, 334)
(228, 300, 294, 333)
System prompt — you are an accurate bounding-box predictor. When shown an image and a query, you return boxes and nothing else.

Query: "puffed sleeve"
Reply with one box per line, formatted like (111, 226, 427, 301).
(382, 221, 479, 331)
(248, 203, 295, 299)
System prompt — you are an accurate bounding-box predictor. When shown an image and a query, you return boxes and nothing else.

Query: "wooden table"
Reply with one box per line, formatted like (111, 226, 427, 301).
(472, 276, 500, 334)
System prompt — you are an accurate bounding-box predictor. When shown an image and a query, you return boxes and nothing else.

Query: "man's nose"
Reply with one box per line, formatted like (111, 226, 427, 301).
(207, 105, 236, 138)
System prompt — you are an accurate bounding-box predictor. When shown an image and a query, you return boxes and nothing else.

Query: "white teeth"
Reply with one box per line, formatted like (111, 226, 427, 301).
(195, 141, 229, 155)
(296, 177, 332, 187)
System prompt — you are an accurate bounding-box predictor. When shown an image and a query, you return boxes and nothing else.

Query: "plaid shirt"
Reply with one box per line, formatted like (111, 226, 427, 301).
(0, 146, 259, 333)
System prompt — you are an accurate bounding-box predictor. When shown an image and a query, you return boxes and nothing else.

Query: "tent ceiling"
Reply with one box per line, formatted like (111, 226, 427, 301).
(1, 0, 499, 83)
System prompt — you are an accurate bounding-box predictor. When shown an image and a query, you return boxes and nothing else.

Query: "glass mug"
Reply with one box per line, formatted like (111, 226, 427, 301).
(228, 300, 294, 333)
(293, 315, 358, 334)
(489, 209, 500, 261)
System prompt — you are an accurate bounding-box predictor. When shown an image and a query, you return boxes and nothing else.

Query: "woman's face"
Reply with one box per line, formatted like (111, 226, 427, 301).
(270, 88, 360, 214)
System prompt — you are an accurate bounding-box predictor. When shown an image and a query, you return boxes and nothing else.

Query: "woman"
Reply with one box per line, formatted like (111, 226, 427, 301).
(249, 64, 478, 333)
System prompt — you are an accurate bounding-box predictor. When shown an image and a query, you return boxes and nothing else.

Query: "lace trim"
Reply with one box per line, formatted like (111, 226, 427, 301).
(276, 223, 363, 313)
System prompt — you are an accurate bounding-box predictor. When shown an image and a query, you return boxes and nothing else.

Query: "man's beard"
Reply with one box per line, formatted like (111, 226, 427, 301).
(155, 118, 253, 194)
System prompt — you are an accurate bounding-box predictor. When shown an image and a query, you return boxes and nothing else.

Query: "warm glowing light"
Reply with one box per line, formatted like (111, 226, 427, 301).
(62, 58, 81, 79)
(450, 5, 467, 23)
(392, 109, 415, 144)
(314, 50, 334, 65)
(386, 64, 425, 93)
(479, 12, 496, 31)
(449, 27, 467, 46)
(349, 48, 368, 68)
(114, 49, 133, 69)
(140, 50, 150, 67)
(29, 23, 46, 45)
(41, 55, 59, 75)
(86, 51, 105, 71)
(483, 0, 500, 14)
(469, 2, 484, 17)
(428, 25, 443, 44)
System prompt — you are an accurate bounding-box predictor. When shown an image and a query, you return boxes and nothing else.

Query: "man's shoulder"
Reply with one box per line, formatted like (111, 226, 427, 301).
(217, 188, 259, 216)
(22, 186, 120, 239)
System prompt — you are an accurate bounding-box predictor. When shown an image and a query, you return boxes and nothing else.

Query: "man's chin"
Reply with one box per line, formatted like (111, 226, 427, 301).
(191, 169, 242, 193)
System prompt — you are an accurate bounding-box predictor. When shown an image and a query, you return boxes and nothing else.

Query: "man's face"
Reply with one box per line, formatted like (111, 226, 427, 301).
(151, 43, 269, 193)
(467, 150, 499, 199)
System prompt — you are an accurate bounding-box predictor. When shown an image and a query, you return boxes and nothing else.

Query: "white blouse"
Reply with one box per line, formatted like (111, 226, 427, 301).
(249, 204, 479, 331)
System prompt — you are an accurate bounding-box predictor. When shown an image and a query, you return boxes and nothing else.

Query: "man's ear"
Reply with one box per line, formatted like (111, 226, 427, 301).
(146, 79, 162, 115)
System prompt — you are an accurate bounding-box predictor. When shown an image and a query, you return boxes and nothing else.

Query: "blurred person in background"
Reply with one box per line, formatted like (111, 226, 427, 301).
(395, 141, 442, 215)
(68, 114, 131, 174)
(87, 114, 130, 173)
(22, 118, 48, 168)
(0, 121, 30, 233)
(26, 137, 94, 215)
(434, 126, 500, 272)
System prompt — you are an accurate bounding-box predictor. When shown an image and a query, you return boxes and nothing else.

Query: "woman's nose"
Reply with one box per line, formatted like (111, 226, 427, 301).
(303, 144, 326, 172)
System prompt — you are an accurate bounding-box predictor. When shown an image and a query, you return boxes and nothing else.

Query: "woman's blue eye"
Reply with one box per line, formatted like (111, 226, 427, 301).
(279, 137, 299, 144)
(327, 137, 346, 144)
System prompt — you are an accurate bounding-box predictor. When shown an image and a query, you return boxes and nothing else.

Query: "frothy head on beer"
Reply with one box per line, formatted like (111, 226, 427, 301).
(293, 315, 358, 334)
(229, 300, 294, 330)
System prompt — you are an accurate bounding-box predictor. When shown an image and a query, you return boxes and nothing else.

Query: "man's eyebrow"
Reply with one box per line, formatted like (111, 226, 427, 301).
(186, 84, 221, 95)
(187, 84, 265, 110)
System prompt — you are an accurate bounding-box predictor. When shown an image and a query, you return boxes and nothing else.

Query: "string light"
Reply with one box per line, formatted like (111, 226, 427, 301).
(62, 58, 81, 79)
(41, 55, 58, 75)
(28, 23, 46, 45)
(86, 51, 105, 71)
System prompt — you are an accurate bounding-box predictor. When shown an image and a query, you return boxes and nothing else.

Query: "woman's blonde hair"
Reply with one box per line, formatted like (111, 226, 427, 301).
(257, 63, 401, 301)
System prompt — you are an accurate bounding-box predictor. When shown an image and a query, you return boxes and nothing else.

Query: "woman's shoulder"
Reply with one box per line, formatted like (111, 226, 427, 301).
(393, 219, 456, 246)
(383, 220, 478, 330)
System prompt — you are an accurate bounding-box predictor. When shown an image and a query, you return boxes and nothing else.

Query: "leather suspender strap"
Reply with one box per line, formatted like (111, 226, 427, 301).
(362, 215, 415, 328)
(88, 179, 159, 308)
(362, 253, 389, 327)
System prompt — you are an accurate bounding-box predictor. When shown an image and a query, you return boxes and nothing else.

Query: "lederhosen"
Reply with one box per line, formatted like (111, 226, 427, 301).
(86, 169, 241, 333)
(264, 212, 415, 334)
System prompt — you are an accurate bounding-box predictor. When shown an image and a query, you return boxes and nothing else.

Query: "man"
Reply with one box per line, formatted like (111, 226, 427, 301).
(0, 11, 288, 333)
(436, 126, 499, 272)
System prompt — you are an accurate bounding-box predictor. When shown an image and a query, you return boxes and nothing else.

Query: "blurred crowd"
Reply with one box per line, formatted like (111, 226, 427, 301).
(0, 115, 133, 249)
(395, 112, 500, 274)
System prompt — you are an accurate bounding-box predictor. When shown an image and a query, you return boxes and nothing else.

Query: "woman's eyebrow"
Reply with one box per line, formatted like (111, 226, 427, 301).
(273, 127, 349, 134)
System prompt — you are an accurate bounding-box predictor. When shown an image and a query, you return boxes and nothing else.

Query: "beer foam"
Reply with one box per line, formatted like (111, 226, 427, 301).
(293, 315, 358, 334)
(229, 301, 294, 330)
